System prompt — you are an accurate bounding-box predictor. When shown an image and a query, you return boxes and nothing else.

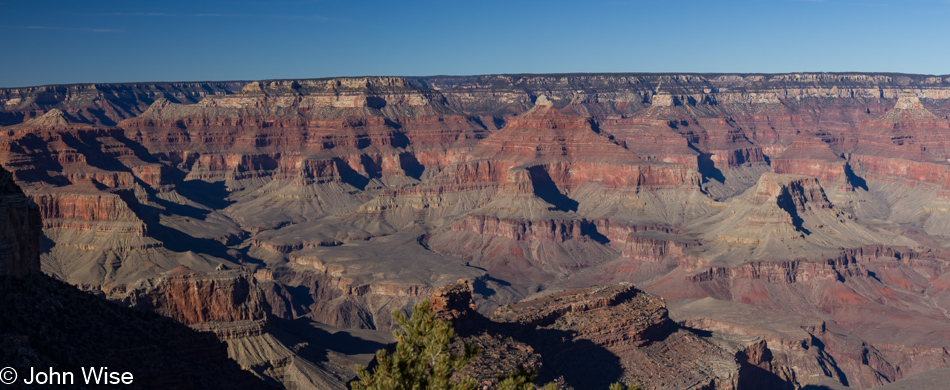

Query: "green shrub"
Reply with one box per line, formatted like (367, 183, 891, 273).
(352, 299, 639, 390)
(351, 299, 478, 390)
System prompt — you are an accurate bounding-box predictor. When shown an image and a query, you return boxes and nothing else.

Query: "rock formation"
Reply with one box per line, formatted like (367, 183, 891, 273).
(0, 163, 274, 389)
(123, 267, 271, 337)
(0, 165, 40, 277)
(430, 280, 793, 390)
(4, 73, 950, 388)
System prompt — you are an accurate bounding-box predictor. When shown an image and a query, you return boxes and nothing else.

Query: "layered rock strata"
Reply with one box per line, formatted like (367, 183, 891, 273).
(0, 166, 274, 389)
(3, 73, 950, 388)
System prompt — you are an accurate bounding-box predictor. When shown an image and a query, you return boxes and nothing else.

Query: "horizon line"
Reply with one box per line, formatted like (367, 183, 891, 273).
(3, 71, 949, 90)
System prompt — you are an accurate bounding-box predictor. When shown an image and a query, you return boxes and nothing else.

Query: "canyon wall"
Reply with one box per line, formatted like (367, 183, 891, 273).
(3, 72, 950, 388)
(0, 165, 40, 277)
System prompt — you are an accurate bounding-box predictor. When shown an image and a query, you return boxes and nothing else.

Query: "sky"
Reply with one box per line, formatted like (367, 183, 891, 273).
(0, 0, 948, 87)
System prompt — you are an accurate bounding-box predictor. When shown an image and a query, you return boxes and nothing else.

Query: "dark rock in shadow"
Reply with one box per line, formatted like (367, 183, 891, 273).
(335, 158, 370, 190)
(844, 163, 869, 191)
(776, 189, 812, 235)
(0, 112, 25, 126)
(366, 97, 387, 110)
(581, 221, 610, 244)
(0, 274, 276, 389)
(433, 282, 624, 389)
(360, 154, 383, 179)
(176, 179, 235, 210)
(508, 326, 624, 389)
(389, 130, 411, 149)
(697, 151, 726, 184)
(493, 116, 507, 130)
(399, 152, 425, 180)
(528, 166, 578, 212)
(270, 318, 388, 364)
(39, 233, 55, 256)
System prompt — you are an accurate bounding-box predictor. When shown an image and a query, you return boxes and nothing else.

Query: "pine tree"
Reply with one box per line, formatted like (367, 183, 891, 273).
(351, 299, 641, 390)
(497, 365, 557, 390)
(351, 299, 479, 390)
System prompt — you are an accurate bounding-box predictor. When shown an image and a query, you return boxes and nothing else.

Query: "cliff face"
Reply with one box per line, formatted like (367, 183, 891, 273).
(122, 267, 271, 338)
(4, 73, 950, 388)
(0, 165, 40, 277)
(118, 265, 360, 389)
(0, 165, 274, 389)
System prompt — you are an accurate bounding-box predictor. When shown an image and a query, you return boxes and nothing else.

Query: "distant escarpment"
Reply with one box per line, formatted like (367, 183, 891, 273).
(0, 81, 244, 126)
(4, 73, 950, 388)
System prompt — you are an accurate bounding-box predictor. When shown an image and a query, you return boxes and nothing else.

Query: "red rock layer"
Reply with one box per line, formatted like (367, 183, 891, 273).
(653, 245, 950, 388)
(4, 74, 950, 389)
(449, 214, 598, 243)
(123, 268, 270, 338)
(748, 173, 831, 209)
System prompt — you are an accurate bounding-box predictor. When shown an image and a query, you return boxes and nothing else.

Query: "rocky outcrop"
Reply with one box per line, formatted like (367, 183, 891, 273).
(0, 165, 40, 277)
(430, 279, 486, 331)
(0, 165, 274, 389)
(428, 280, 792, 390)
(492, 284, 747, 389)
(122, 267, 271, 339)
(0, 273, 275, 390)
(771, 132, 851, 188)
(118, 266, 362, 389)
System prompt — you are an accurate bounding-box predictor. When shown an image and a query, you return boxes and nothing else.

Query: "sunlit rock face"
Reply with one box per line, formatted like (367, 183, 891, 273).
(4, 73, 950, 388)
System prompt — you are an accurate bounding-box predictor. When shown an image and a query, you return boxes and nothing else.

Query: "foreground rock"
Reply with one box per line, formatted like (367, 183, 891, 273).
(430, 280, 794, 390)
(0, 164, 40, 277)
(0, 274, 275, 390)
(0, 164, 273, 389)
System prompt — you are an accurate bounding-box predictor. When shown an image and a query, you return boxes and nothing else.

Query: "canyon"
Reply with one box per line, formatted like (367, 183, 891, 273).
(3, 73, 950, 389)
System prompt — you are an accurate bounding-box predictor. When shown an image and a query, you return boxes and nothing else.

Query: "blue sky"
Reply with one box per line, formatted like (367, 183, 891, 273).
(0, 0, 947, 87)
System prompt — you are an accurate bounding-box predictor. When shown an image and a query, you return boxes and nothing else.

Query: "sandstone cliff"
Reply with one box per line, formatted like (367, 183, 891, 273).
(4, 73, 950, 388)
(123, 267, 271, 338)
